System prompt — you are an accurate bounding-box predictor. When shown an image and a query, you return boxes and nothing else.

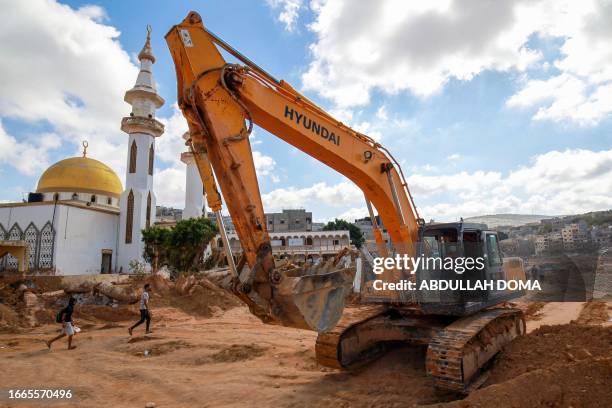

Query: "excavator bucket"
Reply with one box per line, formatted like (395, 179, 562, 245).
(273, 267, 355, 332)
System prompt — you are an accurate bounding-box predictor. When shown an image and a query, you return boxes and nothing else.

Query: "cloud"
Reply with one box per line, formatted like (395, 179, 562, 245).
(266, 0, 303, 32)
(0, 0, 139, 179)
(0, 120, 61, 176)
(447, 153, 461, 161)
(262, 180, 362, 212)
(418, 148, 612, 220)
(153, 166, 186, 209)
(302, 0, 612, 124)
(259, 148, 612, 223)
(303, 0, 541, 107)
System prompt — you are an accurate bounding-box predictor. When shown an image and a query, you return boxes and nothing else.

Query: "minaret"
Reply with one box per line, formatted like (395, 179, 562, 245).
(117, 26, 165, 272)
(181, 132, 205, 219)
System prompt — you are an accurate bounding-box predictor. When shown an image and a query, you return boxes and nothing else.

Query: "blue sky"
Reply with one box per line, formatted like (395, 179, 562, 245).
(1, 0, 611, 222)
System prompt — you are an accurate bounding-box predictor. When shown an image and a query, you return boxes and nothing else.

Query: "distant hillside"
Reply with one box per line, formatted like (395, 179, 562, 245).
(463, 214, 554, 228)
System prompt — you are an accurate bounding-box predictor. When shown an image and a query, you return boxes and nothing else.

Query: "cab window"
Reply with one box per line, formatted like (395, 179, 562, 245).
(486, 233, 502, 266)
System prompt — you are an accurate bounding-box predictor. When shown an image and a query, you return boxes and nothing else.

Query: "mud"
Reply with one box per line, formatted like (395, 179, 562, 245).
(0, 275, 610, 408)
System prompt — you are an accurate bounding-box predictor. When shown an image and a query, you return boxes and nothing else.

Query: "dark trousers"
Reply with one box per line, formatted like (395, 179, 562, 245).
(131, 309, 151, 332)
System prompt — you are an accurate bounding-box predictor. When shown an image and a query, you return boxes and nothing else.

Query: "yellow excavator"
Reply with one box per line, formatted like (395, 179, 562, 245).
(165, 11, 527, 392)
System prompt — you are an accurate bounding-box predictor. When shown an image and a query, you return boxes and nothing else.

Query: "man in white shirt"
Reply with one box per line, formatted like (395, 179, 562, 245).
(129, 283, 152, 335)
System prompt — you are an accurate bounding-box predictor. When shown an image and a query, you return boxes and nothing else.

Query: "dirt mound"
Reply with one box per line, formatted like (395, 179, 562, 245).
(77, 305, 139, 322)
(438, 358, 611, 408)
(484, 323, 611, 386)
(210, 344, 267, 363)
(156, 275, 242, 318)
(575, 301, 609, 325)
(0, 303, 19, 330)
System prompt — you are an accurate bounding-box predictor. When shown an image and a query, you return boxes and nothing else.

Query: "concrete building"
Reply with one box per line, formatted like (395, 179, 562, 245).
(540, 217, 565, 232)
(265, 209, 312, 232)
(0, 149, 122, 275)
(224, 230, 350, 259)
(591, 225, 612, 247)
(0, 28, 163, 275)
(535, 231, 564, 255)
(561, 222, 590, 251)
(353, 216, 390, 253)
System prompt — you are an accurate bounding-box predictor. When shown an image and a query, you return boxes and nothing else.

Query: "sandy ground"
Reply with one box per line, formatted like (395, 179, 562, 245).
(0, 301, 609, 408)
(525, 302, 584, 332)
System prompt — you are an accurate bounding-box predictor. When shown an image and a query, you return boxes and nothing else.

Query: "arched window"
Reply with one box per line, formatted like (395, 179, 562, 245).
(53, 193, 59, 201)
(90, 195, 96, 203)
(148, 143, 154, 176)
(125, 190, 134, 244)
(129, 140, 137, 173)
(146, 191, 152, 229)
(71, 193, 78, 200)
(107, 197, 112, 205)
(306, 237, 313, 246)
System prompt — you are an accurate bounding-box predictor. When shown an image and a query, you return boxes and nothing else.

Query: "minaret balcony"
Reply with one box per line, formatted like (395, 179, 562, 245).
(121, 116, 165, 137)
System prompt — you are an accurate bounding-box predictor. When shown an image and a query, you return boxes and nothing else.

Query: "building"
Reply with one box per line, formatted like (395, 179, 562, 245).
(156, 206, 183, 222)
(540, 217, 564, 232)
(210, 209, 350, 259)
(265, 209, 312, 232)
(535, 231, 564, 255)
(0, 29, 163, 275)
(499, 237, 536, 257)
(561, 222, 590, 251)
(0, 147, 123, 274)
(224, 230, 350, 259)
(591, 225, 612, 247)
(353, 216, 390, 253)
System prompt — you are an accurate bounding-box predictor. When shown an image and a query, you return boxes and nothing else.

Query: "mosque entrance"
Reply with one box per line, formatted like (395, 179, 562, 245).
(101, 250, 112, 274)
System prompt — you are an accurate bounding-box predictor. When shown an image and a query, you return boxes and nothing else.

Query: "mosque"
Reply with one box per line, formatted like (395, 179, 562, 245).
(0, 29, 204, 275)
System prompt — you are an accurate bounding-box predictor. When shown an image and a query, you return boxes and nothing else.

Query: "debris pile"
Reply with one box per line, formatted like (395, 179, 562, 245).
(0, 272, 241, 332)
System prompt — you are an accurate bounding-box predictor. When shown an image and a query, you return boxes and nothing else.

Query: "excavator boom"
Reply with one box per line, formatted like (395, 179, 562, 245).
(165, 11, 421, 332)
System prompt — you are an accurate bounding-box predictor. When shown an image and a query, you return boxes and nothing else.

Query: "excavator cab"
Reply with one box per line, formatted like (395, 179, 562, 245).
(416, 222, 526, 315)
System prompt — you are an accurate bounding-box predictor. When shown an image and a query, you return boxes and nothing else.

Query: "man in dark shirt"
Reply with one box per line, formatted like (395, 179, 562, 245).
(46, 297, 77, 350)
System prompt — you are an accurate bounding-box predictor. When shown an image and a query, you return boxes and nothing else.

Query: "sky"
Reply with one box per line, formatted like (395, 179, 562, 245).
(0, 0, 611, 223)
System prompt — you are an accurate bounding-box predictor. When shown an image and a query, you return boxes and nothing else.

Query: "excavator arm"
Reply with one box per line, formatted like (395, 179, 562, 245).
(166, 11, 422, 332)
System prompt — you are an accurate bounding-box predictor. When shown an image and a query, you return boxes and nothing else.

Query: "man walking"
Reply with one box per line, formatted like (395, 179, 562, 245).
(129, 283, 152, 335)
(46, 297, 77, 350)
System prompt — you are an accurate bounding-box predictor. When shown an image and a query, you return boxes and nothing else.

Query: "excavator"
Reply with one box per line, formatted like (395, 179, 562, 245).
(165, 11, 527, 393)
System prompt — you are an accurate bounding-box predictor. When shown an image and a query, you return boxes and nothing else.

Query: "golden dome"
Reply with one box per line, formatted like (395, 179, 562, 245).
(36, 156, 123, 198)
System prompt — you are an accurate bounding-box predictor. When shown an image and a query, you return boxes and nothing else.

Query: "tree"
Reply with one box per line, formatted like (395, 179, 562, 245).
(322, 218, 364, 248)
(141, 217, 218, 275)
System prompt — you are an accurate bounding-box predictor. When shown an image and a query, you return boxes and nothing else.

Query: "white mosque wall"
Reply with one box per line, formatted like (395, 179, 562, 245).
(53, 205, 119, 275)
(0, 203, 118, 275)
(0, 203, 58, 231)
(40, 192, 119, 207)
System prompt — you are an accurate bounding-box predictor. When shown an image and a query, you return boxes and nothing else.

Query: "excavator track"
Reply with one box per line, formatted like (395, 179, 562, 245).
(315, 305, 388, 369)
(316, 306, 525, 394)
(426, 308, 526, 393)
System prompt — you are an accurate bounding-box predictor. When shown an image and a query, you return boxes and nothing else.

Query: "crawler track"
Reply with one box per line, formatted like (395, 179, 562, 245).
(316, 306, 525, 393)
(315, 305, 387, 369)
(426, 308, 525, 392)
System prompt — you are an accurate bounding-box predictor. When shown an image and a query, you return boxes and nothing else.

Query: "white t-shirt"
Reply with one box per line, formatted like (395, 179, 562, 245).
(139, 291, 149, 310)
